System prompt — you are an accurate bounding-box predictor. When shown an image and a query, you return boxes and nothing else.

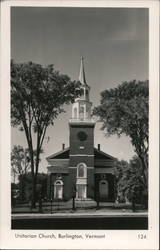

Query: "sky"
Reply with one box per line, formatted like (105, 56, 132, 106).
(11, 7, 149, 173)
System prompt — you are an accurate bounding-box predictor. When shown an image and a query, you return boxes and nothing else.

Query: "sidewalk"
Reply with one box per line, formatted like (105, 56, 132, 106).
(12, 200, 148, 219)
(12, 209, 148, 219)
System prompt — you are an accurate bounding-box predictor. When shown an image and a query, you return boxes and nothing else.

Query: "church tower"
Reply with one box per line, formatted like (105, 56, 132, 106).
(46, 58, 115, 203)
(71, 57, 92, 121)
(69, 57, 95, 199)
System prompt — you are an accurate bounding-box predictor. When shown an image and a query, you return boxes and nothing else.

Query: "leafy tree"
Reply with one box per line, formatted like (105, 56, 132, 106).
(11, 145, 43, 201)
(93, 80, 148, 191)
(115, 157, 148, 208)
(11, 145, 31, 201)
(114, 159, 128, 202)
(21, 172, 48, 203)
(11, 182, 19, 207)
(11, 60, 81, 207)
(11, 145, 31, 178)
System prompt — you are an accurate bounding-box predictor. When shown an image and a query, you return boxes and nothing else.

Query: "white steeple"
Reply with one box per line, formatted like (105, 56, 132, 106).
(79, 56, 87, 85)
(71, 58, 93, 122)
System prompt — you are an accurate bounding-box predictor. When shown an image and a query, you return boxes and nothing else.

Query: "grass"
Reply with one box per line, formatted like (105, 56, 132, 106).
(11, 200, 147, 214)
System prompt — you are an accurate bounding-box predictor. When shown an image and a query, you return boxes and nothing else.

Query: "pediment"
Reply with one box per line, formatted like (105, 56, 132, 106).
(94, 148, 115, 160)
(46, 147, 115, 161)
(46, 147, 70, 160)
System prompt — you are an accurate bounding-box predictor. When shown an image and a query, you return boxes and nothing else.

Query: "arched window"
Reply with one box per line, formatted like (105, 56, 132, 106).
(74, 107, 77, 119)
(86, 89, 89, 100)
(78, 165, 84, 177)
(81, 88, 84, 99)
(79, 106, 85, 120)
(77, 163, 87, 178)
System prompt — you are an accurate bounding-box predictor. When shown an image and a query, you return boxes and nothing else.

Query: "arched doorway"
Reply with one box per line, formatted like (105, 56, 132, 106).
(76, 163, 87, 199)
(99, 180, 109, 200)
(54, 180, 63, 199)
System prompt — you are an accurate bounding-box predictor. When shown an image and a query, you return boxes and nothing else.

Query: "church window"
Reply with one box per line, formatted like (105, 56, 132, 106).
(78, 165, 84, 177)
(79, 106, 85, 120)
(77, 131, 87, 141)
(74, 107, 77, 119)
(81, 88, 84, 99)
(77, 163, 87, 178)
(86, 89, 89, 99)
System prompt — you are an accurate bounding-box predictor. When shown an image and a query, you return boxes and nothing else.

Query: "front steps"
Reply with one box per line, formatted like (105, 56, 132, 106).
(74, 199, 97, 208)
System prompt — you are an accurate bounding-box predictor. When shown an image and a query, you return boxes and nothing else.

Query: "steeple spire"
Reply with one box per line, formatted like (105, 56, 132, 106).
(70, 58, 94, 123)
(79, 56, 87, 85)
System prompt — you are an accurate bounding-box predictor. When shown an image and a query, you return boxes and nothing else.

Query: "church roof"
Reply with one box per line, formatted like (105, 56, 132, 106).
(46, 147, 115, 161)
(94, 148, 116, 160)
(46, 147, 70, 160)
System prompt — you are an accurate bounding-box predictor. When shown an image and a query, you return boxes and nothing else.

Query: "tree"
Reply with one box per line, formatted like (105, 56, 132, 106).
(11, 182, 19, 207)
(11, 145, 31, 201)
(11, 60, 81, 207)
(115, 157, 148, 209)
(114, 159, 128, 203)
(11, 145, 43, 202)
(21, 172, 48, 204)
(93, 80, 148, 191)
(11, 145, 31, 178)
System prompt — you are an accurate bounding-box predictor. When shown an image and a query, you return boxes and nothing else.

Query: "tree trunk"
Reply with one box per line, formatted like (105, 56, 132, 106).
(31, 175, 37, 209)
(139, 155, 148, 190)
(19, 175, 25, 202)
(31, 148, 40, 208)
(72, 196, 76, 211)
(139, 155, 148, 208)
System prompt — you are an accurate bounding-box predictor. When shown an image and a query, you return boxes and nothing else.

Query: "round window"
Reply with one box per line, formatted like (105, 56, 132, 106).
(77, 131, 87, 141)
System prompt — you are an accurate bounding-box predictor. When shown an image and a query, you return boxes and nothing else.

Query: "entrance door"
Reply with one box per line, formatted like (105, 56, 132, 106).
(54, 180, 63, 199)
(77, 185, 86, 199)
(76, 163, 87, 199)
(99, 180, 109, 200)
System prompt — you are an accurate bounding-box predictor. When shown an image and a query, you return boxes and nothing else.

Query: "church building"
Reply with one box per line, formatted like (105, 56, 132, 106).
(46, 58, 115, 202)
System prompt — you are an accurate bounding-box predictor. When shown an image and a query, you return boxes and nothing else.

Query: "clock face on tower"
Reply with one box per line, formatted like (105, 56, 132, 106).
(77, 131, 88, 141)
